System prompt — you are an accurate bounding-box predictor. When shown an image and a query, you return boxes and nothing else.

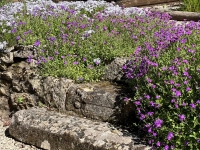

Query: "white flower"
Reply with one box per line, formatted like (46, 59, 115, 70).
(85, 30, 95, 34)
(93, 58, 101, 65)
(0, 43, 4, 49)
(2, 29, 6, 33)
(3, 41, 7, 46)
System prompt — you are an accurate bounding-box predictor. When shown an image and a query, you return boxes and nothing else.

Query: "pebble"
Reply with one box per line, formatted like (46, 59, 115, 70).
(0, 120, 42, 150)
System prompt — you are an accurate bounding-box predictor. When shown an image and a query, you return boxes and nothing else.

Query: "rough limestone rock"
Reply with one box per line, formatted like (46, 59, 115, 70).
(0, 44, 136, 125)
(9, 108, 150, 150)
(65, 82, 135, 123)
(103, 57, 130, 82)
(0, 96, 10, 121)
(10, 93, 38, 111)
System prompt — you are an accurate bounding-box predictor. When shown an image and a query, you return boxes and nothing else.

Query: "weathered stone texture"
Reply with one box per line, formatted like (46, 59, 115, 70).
(0, 44, 136, 125)
(103, 57, 130, 82)
(0, 96, 10, 121)
(9, 108, 150, 150)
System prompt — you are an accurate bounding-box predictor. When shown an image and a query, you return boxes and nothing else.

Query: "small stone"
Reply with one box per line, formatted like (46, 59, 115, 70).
(74, 101, 81, 109)
(1, 71, 12, 81)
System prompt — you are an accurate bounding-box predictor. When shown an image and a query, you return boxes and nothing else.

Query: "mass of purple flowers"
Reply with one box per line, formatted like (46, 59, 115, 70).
(123, 11, 200, 149)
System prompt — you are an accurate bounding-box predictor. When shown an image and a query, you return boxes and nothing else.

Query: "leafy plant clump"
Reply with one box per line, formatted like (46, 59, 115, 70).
(123, 18, 200, 149)
(1, 1, 175, 83)
(180, 0, 200, 12)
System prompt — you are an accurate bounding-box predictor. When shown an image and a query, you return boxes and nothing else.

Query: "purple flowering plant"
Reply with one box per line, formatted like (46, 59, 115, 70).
(123, 14, 200, 149)
(0, 1, 181, 83)
(0, 1, 199, 149)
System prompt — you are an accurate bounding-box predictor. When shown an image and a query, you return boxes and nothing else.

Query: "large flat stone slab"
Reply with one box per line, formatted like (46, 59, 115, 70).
(9, 108, 150, 150)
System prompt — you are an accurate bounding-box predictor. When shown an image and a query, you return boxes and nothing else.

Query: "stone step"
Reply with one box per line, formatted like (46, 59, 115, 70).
(9, 108, 151, 150)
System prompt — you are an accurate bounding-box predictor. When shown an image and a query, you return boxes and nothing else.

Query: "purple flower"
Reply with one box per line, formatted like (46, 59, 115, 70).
(196, 100, 200, 104)
(27, 56, 32, 63)
(140, 114, 146, 120)
(156, 141, 160, 147)
(171, 98, 176, 103)
(16, 36, 21, 40)
(11, 28, 17, 33)
(134, 101, 141, 106)
(124, 97, 129, 101)
(178, 114, 186, 121)
(103, 26, 107, 31)
(156, 95, 160, 99)
(175, 83, 181, 87)
(83, 58, 86, 61)
(150, 101, 155, 106)
(55, 51, 59, 55)
(180, 38, 187, 44)
(183, 60, 189, 64)
(147, 112, 154, 116)
(151, 84, 156, 88)
(170, 80, 174, 84)
(185, 141, 189, 146)
(153, 132, 157, 137)
(164, 145, 169, 150)
(64, 61, 67, 65)
(148, 127, 152, 133)
(183, 71, 189, 76)
(88, 65, 93, 69)
(48, 56, 54, 60)
(154, 119, 163, 128)
(61, 56, 65, 59)
(73, 61, 78, 65)
(122, 65, 127, 70)
(186, 87, 191, 92)
(93, 58, 101, 65)
(146, 78, 152, 83)
(35, 60, 41, 65)
(41, 57, 47, 63)
(190, 103, 196, 109)
(175, 90, 181, 97)
(34, 39, 40, 47)
(182, 102, 187, 106)
(136, 107, 141, 114)
(175, 103, 179, 109)
(145, 95, 150, 99)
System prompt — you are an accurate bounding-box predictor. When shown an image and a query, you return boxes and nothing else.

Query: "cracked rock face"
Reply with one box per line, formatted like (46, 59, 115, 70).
(9, 108, 150, 150)
(0, 44, 137, 126)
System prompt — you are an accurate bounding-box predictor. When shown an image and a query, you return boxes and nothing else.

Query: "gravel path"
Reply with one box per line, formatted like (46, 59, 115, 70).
(0, 120, 42, 150)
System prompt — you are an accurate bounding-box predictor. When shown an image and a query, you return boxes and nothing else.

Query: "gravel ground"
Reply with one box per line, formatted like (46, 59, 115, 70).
(0, 120, 42, 150)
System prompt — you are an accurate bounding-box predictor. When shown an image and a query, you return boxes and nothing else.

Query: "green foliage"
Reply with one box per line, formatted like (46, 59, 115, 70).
(17, 96, 24, 103)
(0, 0, 12, 8)
(126, 24, 200, 149)
(180, 0, 200, 12)
(3, 4, 171, 83)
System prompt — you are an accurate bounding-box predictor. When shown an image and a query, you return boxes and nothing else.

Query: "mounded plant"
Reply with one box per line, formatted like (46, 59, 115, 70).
(123, 18, 200, 149)
(180, 0, 200, 12)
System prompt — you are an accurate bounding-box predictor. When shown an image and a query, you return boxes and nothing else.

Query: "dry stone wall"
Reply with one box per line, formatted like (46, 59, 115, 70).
(0, 44, 136, 126)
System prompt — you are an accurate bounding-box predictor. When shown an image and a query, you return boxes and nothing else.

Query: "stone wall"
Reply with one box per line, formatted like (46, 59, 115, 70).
(0, 44, 137, 127)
